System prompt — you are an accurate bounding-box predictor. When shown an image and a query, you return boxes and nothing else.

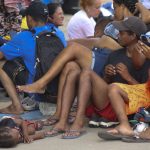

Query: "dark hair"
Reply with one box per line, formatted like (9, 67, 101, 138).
(47, 3, 61, 18)
(114, 0, 138, 14)
(96, 16, 113, 28)
(25, 1, 48, 23)
(0, 127, 17, 148)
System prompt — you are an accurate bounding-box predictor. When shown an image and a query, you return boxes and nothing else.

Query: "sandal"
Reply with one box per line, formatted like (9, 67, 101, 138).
(61, 130, 86, 139)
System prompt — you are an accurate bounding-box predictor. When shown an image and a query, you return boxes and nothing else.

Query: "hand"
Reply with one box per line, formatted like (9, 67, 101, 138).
(131, 42, 146, 69)
(137, 41, 150, 59)
(24, 135, 33, 143)
(104, 64, 116, 77)
(116, 63, 130, 80)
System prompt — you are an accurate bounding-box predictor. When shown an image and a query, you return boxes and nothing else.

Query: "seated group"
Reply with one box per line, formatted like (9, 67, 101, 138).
(0, 0, 150, 148)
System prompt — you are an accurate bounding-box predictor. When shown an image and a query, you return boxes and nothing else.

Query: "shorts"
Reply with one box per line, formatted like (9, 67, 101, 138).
(86, 103, 117, 121)
(91, 48, 111, 76)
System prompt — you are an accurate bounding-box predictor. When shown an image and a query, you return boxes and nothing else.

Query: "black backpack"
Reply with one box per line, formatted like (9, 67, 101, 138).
(34, 31, 64, 97)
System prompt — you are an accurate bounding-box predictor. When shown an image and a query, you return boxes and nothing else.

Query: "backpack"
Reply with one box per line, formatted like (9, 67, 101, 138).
(2, 57, 29, 85)
(34, 30, 64, 97)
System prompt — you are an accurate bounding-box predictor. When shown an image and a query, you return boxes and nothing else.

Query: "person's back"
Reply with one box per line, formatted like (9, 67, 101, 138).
(67, 10, 96, 39)
(0, 1, 50, 84)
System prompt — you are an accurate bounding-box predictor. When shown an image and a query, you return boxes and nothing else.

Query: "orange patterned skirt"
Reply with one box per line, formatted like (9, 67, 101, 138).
(114, 82, 150, 115)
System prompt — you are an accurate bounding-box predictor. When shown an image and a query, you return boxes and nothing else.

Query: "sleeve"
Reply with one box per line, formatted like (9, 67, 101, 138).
(0, 34, 22, 60)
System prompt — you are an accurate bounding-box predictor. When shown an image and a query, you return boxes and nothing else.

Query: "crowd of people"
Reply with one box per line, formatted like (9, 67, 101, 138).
(0, 0, 150, 148)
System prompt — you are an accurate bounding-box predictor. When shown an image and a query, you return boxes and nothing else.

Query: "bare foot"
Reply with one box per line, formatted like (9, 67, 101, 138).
(108, 124, 134, 136)
(17, 82, 45, 94)
(0, 104, 24, 114)
(53, 122, 70, 131)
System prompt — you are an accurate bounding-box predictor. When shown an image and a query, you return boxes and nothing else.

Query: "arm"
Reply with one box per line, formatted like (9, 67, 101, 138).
(0, 52, 4, 60)
(68, 35, 122, 50)
(14, 118, 32, 143)
(131, 42, 146, 69)
(135, 2, 150, 24)
(29, 131, 45, 141)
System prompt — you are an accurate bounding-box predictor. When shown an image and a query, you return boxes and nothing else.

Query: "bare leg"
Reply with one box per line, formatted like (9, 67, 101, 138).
(64, 70, 110, 137)
(50, 69, 81, 132)
(0, 68, 23, 114)
(48, 62, 81, 121)
(107, 84, 134, 136)
(17, 43, 92, 93)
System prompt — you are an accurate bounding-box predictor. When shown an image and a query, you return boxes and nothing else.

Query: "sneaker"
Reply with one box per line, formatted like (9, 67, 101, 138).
(89, 114, 100, 128)
(21, 96, 39, 111)
(89, 114, 119, 128)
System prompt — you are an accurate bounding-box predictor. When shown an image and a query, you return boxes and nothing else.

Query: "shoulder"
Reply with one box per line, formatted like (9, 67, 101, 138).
(71, 10, 89, 21)
(14, 30, 33, 39)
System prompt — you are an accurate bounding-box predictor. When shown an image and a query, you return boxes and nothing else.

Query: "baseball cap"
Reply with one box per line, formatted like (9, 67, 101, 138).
(25, 1, 49, 19)
(112, 16, 147, 37)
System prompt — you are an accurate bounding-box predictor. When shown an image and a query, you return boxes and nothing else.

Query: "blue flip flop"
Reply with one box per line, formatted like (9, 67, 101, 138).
(61, 130, 86, 139)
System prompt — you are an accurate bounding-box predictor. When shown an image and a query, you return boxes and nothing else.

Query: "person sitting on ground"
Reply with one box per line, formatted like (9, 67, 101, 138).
(98, 39, 150, 141)
(0, 68, 24, 114)
(0, 1, 67, 114)
(0, 116, 46, 148)
(67, 0, 101, 39)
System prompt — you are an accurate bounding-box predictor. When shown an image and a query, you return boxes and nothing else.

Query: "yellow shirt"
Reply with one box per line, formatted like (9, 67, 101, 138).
(21, 17, 28, 30)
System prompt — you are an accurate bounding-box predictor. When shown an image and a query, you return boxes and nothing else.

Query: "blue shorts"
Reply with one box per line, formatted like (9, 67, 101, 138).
(91, 48, 111, 76)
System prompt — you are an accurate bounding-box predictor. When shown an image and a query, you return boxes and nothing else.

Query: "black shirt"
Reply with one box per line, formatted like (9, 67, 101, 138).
(104, 48, 150, 84)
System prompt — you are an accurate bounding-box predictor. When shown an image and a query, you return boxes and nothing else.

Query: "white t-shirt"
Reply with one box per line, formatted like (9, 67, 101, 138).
(67, 10, 96, 39)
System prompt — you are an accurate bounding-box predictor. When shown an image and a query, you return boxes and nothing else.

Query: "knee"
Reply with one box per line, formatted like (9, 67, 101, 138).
(62, 62, 80, 75)
(65, 42, 82, 55)
(108, 83, 120, 98)
(66, 69, 81, 82)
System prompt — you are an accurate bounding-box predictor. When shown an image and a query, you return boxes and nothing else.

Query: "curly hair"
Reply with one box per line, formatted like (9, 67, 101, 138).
(0, 127, 17, 148)
(114, 0, 138, 14)
(79, 0, 95, 10)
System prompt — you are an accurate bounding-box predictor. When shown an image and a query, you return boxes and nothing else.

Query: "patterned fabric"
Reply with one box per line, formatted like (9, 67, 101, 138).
(115, 82, 150, 115)
(0, 0, 26, 37)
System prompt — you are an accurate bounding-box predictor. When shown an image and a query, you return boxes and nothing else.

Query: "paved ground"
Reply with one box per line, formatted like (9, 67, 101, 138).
(0, 12, 150, 150)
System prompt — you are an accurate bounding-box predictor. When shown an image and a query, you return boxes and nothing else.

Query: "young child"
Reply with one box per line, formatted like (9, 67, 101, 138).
(0, 116, 46, 148)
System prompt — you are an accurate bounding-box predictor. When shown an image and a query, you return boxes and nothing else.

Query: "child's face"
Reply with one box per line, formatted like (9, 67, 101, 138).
(9, 128, 21, 143)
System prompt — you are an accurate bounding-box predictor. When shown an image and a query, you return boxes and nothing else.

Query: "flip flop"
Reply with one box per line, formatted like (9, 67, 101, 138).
(98, 130, 129, 140)
(122, 136, 150, 143)
(45, 128, 65, 137)
(61, 130, 86, 139)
